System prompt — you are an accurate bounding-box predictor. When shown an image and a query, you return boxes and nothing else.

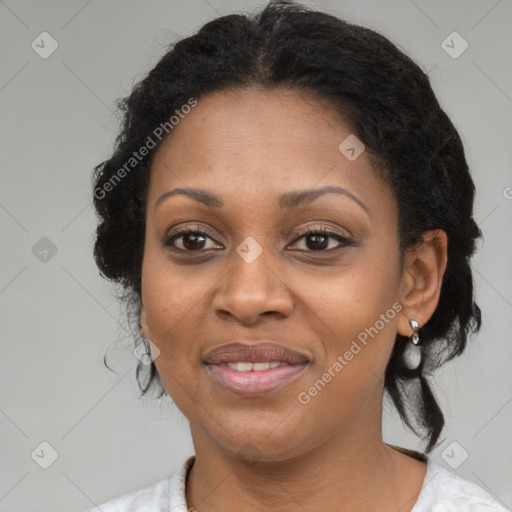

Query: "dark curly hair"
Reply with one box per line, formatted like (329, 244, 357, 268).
(92, 0, 482, 453)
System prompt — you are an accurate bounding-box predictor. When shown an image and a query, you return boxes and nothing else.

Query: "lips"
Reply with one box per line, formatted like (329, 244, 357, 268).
(203, 341, 310, 396)
(203, 342, 310, 365)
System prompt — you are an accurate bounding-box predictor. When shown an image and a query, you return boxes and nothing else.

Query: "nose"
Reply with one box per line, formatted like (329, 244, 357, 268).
(212, 246, 294, 325)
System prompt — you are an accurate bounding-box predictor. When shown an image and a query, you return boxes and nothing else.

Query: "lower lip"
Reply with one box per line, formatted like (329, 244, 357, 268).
(205, 363, 309, 396)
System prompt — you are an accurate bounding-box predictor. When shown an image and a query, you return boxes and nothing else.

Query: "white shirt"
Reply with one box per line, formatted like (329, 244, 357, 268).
(85, 451, 510, 511)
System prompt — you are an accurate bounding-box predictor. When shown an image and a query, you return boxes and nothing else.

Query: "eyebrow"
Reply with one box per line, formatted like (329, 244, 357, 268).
(154, 185, 368, 214)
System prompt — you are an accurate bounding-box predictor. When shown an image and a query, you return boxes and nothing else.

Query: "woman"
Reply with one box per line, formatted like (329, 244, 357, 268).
(88, 1, 508, 510)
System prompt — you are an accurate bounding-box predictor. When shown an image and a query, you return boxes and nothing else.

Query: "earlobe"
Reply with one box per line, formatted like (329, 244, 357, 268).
(397, 229, 448, 336)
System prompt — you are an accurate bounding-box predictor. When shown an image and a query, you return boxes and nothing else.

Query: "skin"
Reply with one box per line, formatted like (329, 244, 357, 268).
(140, 87, 448, 511)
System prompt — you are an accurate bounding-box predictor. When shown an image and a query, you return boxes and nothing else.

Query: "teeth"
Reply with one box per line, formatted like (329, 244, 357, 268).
(226, 362, 282, 371)
(252, 362, 270, 371)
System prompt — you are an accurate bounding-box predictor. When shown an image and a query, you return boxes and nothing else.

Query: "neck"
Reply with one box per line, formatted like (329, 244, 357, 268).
(185, 408, 422, 511)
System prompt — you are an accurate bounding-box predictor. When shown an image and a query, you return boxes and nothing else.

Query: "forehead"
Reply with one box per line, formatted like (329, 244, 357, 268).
(148, 87, 392, 215)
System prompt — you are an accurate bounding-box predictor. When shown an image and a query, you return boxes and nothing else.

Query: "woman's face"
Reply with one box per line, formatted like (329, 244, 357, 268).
(140, 87, 406, 461)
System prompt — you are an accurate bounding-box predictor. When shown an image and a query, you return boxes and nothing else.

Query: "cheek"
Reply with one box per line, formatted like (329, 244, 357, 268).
(140, 254, 206, 366)
(142, 270, 209, 414)
(300, 254, 400, 389)
(295, 282, 399, 433)
(306, 252, 400, 337)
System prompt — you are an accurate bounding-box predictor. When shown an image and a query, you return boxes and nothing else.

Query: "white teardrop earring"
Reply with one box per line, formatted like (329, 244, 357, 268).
(403, 319, 421, 370)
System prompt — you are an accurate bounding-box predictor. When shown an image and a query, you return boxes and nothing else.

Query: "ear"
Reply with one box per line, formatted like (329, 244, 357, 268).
(396, 229, 448, 336)
(140, 304, 150, 339)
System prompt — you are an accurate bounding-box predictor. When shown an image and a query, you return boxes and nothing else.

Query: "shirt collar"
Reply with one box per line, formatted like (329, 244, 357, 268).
(168, 455, 195, 511)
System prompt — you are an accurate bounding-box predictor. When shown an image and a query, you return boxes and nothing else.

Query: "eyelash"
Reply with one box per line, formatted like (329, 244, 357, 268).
(163, 226, 353, 254)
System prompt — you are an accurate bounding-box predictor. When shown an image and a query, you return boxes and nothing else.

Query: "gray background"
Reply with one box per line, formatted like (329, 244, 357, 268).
(1, 1, 511, 510)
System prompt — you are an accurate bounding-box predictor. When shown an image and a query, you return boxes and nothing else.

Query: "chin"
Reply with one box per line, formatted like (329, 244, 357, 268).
(209, 418, 312, 463)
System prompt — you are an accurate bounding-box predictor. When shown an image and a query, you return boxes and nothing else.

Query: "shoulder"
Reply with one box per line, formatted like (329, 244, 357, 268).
(83, 477, 170, 512)
(414, 459, 510, 511)
(83, 456, 194, 512)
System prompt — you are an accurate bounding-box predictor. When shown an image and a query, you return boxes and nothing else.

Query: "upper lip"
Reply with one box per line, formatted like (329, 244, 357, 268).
(203, 342, 310, 365)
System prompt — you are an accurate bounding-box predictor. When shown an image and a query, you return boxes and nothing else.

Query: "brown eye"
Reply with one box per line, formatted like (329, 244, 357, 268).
(164, 228, 222, 252)
(289, 228, 353, 252)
